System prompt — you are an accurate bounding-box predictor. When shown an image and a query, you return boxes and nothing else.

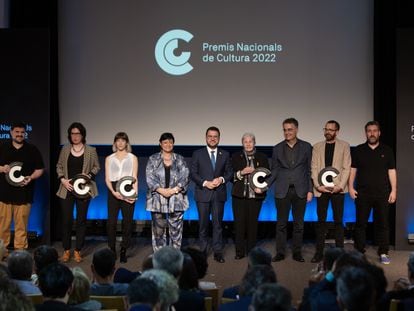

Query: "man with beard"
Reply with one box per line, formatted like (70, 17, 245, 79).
(191, 126, 232, 263)
(0, 122, 44, 255)
(348, 121, 397, 264)
(310, 120, 351, 263)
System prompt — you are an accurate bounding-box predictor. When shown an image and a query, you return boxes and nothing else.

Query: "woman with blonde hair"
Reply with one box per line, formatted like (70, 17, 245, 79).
(69, 267, 102, 310)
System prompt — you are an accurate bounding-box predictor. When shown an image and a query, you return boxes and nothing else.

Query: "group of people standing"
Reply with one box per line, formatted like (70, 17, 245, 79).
(0, 118, 397, 266)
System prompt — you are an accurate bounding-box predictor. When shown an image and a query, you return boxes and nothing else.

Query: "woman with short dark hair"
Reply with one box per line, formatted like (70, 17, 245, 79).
(146, 132, 189, 252)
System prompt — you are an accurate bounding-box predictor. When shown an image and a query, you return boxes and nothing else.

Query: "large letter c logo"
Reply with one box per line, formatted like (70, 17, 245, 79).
(155, 29, 193, 76)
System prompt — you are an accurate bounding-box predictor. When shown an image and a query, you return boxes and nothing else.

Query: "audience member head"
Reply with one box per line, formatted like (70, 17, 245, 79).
(152, 246, 183, 278)
(33, 245, 59, 274)
(408, 252, 414, 283)
(239, 265, 277, 297)
(141, 269, 179, 311)
(248, 247, 272, 267)
(323, 247, 346, 272)
(333, 251, 368, 278)
(38, 262, 74, 300)
(7, 250, 33, 280)
(126, 277, 160, 310)
(0, 277, 34, 311)
(336, 267, 375, 311)
(178, 253, 199, 290)
(68, 267, 92, 305)
(181, 246, 208, 279)
(142, 254, 154, 272)
(91, 248, 116, 279)
(250, 283, 292, 311)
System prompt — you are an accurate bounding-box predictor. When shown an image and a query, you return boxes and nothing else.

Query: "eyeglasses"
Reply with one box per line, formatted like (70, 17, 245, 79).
(323, 128, 337, 133)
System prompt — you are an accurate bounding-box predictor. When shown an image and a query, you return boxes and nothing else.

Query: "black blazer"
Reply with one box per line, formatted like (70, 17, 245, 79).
(231, 150, 269, 199)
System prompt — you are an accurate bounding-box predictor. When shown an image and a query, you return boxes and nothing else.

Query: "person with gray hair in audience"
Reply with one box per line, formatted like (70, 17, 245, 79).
(125, 277, 160, 311)
(152, 246, 184, 278)
(8, 250, 41, 295)
(336, 267, 375, 311)
(140, 269, 179, 311)
(69, 267, 101, 310)
(249, 283, 292, 311)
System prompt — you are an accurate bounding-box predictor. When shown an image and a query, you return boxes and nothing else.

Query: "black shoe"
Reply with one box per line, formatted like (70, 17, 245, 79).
(120, 248, 127, 263)
(214, 254, 225, 263)
(311, 254, 323, 263)
(234, 254, 245, 260)
(272, 253, 285, 262)
(293, 253, 305, 262)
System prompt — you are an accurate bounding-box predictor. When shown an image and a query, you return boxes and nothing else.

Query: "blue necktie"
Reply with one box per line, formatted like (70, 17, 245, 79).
(210, 150, 216, 169)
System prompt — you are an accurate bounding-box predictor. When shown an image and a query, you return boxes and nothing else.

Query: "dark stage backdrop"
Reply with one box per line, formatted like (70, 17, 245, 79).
(395, 28, 414, 250)
(0, 29, 50, 241)
(58, 0, 373, 146)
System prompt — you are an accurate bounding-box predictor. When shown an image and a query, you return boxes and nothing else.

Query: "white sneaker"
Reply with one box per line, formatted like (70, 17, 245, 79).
(380, 254, 390, 265)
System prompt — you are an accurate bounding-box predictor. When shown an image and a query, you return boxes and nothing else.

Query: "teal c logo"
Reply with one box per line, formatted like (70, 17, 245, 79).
(155, 29, 193, 76)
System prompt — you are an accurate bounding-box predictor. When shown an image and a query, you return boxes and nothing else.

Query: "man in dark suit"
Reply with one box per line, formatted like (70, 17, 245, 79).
(190, 126, 232, 263)
(270, 118, 313, 262)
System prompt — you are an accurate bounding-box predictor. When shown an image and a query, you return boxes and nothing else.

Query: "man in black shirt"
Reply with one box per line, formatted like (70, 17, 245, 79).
(348, 121, 397, 264)
(0, 122, 44, 255)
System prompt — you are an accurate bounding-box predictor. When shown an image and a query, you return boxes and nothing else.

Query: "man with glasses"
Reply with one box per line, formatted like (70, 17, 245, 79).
(310, 120, 351, 263)
(0, 122, 44, 256)
(269, 118, 312, 262)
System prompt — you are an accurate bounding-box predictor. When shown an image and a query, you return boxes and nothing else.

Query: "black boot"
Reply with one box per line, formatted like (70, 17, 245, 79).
(120, 247, 127, 263)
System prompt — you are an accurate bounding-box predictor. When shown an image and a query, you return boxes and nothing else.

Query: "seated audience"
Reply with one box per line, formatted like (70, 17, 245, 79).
(223, 247, 272, 299)
(32, 245, 59, 285)
(141, 269, 179, 311)
(0, 276, 35, 311)
(220, 265, 277, 311)
(36, 262, 81, 311)
(68, 267, 101, 310)
(152, 246, 184, 278)
(174, 253, 205, 311)
(336, 266, 375, 311)
(250, 283, 292, 311)
(299, 250, 368, 311)
(380, 252, 414, 311)
(125, 277, 160, 311)
(8, 250, 41, 295)
(182, 246, 216, 290)
(90, 248, 128, 296)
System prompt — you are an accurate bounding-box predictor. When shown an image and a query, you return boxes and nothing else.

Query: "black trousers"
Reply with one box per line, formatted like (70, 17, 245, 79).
(60, 194, 90, 251)
(232, 197, 262, 256)
(107, 187, 135, 250)
(354, 194, 390, 255)
(196, 192, 225, 255)
(275, 187, 306, 255)
(314, 193, 345, 254)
